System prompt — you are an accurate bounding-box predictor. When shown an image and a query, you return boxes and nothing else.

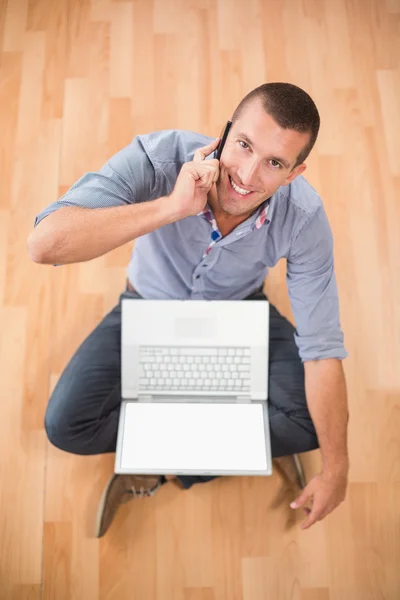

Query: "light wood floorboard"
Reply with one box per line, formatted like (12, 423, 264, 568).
(0, 0, 399, 598)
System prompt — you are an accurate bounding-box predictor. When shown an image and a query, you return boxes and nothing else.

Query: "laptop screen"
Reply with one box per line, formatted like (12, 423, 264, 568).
(120, 402, 268, 473)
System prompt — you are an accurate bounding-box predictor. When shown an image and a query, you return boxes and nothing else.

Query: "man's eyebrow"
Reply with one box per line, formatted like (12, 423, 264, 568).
(235, 132, 291, 169)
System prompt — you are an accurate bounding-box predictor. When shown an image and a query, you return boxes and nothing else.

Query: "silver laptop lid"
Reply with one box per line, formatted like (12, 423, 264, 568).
(121, 299, 269, 401)
(115, 400, 272, 476)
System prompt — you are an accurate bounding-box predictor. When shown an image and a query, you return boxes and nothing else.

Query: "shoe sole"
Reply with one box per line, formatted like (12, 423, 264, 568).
(95, 474, 119, 538)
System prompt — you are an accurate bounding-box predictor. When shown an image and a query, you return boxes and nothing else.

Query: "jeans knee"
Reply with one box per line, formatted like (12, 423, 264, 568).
(44, 394, 114, 456)
(44, 394, 87, 454)
(270, 409, 320, 457)
(44, 404, 69, 452)
(298, 433, 319, 454)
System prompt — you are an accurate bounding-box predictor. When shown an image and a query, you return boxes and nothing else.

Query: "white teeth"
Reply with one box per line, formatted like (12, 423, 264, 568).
(229, 176, 251, 195)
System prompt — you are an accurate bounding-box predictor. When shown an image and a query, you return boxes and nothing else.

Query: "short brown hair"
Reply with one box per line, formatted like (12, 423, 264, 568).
(231, 82, 320, 169)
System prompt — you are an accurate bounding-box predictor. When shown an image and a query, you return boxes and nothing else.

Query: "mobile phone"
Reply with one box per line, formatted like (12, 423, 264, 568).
(215, 120, 232, 160)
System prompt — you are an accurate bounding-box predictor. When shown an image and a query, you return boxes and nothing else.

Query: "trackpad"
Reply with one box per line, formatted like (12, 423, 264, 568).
(174, 318, 215, 338)
(120, 402, 268, 473)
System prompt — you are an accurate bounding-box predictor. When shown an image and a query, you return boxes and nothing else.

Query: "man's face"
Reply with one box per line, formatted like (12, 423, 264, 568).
(214, 98, 310, 218)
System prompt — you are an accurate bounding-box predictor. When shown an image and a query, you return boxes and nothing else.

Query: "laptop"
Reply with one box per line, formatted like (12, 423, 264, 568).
(115, 299, 272, 477)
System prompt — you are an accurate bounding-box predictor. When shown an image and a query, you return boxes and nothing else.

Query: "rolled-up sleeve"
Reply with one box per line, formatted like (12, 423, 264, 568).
(34, 136, 158, 227)
(286, 206, 348, 362)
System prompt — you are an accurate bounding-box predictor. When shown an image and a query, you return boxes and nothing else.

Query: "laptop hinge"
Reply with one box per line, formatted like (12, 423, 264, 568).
(137, 394, 252, 403)
(235, 395, 252, 402)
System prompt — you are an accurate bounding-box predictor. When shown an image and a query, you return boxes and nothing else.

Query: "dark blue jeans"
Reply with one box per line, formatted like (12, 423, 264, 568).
(44, 288, 319, 489)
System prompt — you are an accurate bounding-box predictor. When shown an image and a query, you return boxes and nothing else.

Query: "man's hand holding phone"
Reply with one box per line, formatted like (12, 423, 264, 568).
(169, 138, 221, 219)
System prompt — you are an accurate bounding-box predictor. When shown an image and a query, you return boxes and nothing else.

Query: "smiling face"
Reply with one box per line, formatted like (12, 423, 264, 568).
(212, 97, 311, 219)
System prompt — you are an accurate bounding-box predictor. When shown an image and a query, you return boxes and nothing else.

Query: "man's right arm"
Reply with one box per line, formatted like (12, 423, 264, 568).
(27, 199, 181, 265)
(27, 136, 220, 265)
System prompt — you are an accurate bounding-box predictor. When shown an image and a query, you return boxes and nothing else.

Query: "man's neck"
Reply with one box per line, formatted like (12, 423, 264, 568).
(207, 188, 251, 237)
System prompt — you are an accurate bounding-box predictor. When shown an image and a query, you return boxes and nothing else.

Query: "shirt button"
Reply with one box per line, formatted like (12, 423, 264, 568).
(196, 275, 200, 279)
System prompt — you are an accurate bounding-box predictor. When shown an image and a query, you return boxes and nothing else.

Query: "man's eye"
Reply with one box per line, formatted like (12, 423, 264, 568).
(270, 160, 281, 169)
(238, 140, 249, 149)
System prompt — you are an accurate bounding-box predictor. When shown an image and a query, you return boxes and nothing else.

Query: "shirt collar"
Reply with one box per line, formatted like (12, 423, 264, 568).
(198, 190, 278, 228)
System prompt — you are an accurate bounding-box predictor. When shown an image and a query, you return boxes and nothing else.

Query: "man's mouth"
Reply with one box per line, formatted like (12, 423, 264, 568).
(228, 175, 254, 197)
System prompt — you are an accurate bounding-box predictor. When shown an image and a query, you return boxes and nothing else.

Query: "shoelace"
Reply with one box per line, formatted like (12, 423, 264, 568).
(131, 481, 161, 498)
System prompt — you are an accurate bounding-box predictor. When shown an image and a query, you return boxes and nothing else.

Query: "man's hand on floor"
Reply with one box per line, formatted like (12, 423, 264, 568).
(290, 466, 348, 530)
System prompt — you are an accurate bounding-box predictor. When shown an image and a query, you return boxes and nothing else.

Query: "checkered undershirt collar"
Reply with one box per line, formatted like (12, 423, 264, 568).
(197, 200, 270, 257)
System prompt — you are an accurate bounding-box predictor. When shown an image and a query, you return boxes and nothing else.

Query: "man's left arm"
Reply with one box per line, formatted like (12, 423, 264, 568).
(290, 358, 349, 529)
(286, 205, 349, 529)
(305, 358, 349, 473)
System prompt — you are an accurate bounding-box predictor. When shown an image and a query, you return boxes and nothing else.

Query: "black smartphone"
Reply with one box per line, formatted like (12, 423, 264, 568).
(215, 120, 232, 160)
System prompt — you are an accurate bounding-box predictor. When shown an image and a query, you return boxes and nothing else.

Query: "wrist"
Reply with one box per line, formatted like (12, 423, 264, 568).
(155, 195, 186, 224)
(322, 456, 349, 478)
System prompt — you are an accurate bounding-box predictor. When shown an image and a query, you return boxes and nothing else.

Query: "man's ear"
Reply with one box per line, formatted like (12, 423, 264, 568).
(283, 163, 307, 186)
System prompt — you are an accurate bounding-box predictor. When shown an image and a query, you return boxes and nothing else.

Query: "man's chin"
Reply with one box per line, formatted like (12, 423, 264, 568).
(218, 196, 250, 217)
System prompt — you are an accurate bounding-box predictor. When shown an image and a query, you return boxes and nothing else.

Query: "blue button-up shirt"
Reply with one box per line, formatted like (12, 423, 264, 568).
(34, 129, 347, 362)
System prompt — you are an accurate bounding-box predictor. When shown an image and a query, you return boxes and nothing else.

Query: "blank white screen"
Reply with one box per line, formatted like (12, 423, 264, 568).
(120, 402, 268, 472)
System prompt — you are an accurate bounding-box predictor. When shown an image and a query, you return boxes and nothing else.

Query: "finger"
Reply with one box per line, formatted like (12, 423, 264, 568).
(196, 170, 214, 190)
(315, 504, 336, 522)
(194, 138, 220, 162)
(206, 159, 220, 183)
(188, 162, 219, 186)
(208, 170, 216, 187)
(301, 505, 323, 530)
(290, 488, 311, 510)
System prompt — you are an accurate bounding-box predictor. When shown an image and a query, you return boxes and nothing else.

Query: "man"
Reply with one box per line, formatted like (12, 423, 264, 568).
(28, 82, 349, 538)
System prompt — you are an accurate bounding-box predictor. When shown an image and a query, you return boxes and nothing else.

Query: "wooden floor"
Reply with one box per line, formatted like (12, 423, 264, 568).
(1, 0, 400, 598)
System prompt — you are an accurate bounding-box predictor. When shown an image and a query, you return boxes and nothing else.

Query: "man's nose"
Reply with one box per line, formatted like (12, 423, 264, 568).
(237, 159, 261, 188)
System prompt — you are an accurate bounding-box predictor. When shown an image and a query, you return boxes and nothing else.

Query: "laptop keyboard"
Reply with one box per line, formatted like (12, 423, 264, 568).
(138, 346, 251, 393)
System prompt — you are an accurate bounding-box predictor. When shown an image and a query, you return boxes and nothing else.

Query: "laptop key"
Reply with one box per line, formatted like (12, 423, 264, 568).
(139, 346, 253, 393)
(180, 347, 218, 355)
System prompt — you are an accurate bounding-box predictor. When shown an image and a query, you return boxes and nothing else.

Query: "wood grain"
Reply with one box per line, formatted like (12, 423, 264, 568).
(1, 0, 399, 598)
